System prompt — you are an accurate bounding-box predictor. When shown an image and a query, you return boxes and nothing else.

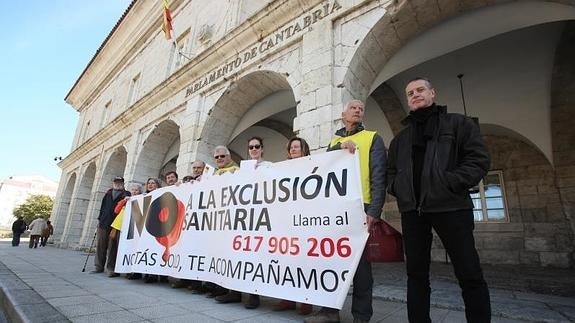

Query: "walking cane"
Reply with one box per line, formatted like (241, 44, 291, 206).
(81, 230, 98, 272)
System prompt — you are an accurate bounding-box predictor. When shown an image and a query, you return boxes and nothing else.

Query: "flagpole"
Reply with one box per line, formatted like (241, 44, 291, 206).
(163, 0, 191, 62)
(173, 38, 192, 61)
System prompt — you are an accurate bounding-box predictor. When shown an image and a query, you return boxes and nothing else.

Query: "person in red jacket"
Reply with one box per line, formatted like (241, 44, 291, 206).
(107, 182, 143, 277)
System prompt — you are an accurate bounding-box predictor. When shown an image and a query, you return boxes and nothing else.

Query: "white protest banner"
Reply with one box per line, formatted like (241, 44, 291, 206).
(115, 150, 368, 309)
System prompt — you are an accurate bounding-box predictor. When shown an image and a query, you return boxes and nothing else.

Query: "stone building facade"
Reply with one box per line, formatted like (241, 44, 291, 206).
(51, 0, 575, 268)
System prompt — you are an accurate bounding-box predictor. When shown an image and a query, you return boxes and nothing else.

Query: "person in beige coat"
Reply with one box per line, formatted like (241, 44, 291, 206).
(28, 217, 47, 248)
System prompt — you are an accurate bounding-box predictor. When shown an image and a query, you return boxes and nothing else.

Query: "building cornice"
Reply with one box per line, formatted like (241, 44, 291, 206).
(65, 0, 187, 111)
(60, 0, 377, 170)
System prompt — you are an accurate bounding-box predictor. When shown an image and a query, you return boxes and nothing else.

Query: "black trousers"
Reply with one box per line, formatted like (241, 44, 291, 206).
(29, 235, 41, 248)
(401, 209, 491, 323)
(321, 251, 373, 321)
(106, 232, 119, 272)
(351, 250, 373, 320)
(94, 226, 111, 272)
(12, 232, 21, 246)
(322, 206, 373, 322)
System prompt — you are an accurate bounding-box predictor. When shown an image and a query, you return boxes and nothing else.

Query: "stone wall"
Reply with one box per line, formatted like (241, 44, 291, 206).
(473, 135, 573, 267)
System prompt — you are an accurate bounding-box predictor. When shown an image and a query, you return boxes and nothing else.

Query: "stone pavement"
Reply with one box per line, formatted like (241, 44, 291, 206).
(0, 241, 573, 323)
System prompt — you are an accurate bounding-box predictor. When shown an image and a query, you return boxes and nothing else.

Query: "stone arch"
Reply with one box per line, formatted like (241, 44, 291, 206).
(51, 173, 76, 242)
(368, 82, 406, 136)
(344, 0, 575, 164)
(342, 0, 575, 100)
(79, 146, 128, 246)
(132, 120, 181, 185)
(197, 70, 295, 164)
(549, 20, 575, 266)
(61, 163, 96, 246)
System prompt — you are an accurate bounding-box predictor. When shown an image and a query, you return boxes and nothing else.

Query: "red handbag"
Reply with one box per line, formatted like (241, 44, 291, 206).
(365, 220, 404, 262)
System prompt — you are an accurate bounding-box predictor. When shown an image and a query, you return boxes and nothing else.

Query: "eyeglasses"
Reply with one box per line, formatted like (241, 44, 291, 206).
(214, 155, 227, 159)
(249, 144, 262, 150)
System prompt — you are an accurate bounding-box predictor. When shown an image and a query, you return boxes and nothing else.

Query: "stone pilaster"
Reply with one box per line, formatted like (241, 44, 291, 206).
(551, 21, 575, 267)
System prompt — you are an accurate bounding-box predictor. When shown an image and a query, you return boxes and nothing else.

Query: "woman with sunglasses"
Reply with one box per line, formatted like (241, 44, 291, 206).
(272, 137, 313, 315)
(215, 138, 269, 309)
(247, 136, 272, 168)
(244, 136, 272, 309)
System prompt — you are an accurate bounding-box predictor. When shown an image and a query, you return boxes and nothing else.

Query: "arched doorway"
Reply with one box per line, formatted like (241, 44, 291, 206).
(132, 120, 180, 186)
(197, 71, 296, 166)
(51, 173, 76, 242)
(79, 146, 128, 247)
(61, 163, 96, 246)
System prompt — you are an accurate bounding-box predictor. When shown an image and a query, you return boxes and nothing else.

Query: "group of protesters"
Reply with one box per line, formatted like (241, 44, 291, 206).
(88, 77, 493, 323)
(11, 216, 54, 249)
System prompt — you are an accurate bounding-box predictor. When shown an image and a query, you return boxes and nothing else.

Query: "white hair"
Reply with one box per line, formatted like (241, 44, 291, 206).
(344, 99, 365, 111)
(128, 182, 143, 194)
(213, 145, 230, 156)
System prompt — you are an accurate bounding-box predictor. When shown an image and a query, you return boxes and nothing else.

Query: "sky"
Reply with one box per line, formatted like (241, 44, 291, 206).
(0, 1, 133, 183)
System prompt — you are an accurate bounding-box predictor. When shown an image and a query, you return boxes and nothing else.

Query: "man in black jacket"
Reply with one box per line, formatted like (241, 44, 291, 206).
(12, 216, 26, 247)
(92, 176, 130, 273)
(305, 100, 387, 323)
(387, 77, 491, 322)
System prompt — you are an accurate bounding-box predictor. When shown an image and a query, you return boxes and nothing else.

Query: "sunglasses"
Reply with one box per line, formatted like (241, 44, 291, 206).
(249, 144, 262, 150)
(214, 155, 227, 159)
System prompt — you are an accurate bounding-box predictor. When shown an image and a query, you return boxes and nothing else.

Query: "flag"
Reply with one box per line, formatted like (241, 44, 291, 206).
(162, 0, 173, 40)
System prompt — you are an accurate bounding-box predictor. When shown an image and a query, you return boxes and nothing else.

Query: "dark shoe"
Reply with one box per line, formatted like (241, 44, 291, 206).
(273, 300, 296, 311)
(299, 303, 313, 315)
(126, 273, 141, 280)
(159, 275, 169, 283)
(205, 287, 227, 298)
(108, 272, 120, 278)
(188, 284, 207, 294)
(244, 294, 260, 309)
(215, 291, 242, 304)
(303, 309, 340, 323)
(170, 281, 186, 288)
(144, 275, 158, 283)
(90, 269, 104, 274)
(187, 280, 201, 289)
(169, 278, 187, 288)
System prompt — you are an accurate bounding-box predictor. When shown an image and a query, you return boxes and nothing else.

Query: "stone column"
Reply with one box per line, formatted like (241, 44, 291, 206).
(550, 22, 575, 267)
(294, 19, 336, 150)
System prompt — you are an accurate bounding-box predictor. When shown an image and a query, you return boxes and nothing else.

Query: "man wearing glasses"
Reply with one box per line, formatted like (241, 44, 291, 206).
(213, 146, 239, 175)
(305, 100, 387, 323)
(208, 145, 240, 301)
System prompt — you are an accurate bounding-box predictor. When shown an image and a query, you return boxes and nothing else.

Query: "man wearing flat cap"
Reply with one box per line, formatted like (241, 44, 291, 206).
(93, 176, 130, 273)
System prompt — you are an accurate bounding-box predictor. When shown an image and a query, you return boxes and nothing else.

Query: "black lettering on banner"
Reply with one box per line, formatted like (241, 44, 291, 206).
(326, 169, 347, 197)
(239, 184, 252, 205)
(278, 178, 291, 202)
(127, 195, 152, 239)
